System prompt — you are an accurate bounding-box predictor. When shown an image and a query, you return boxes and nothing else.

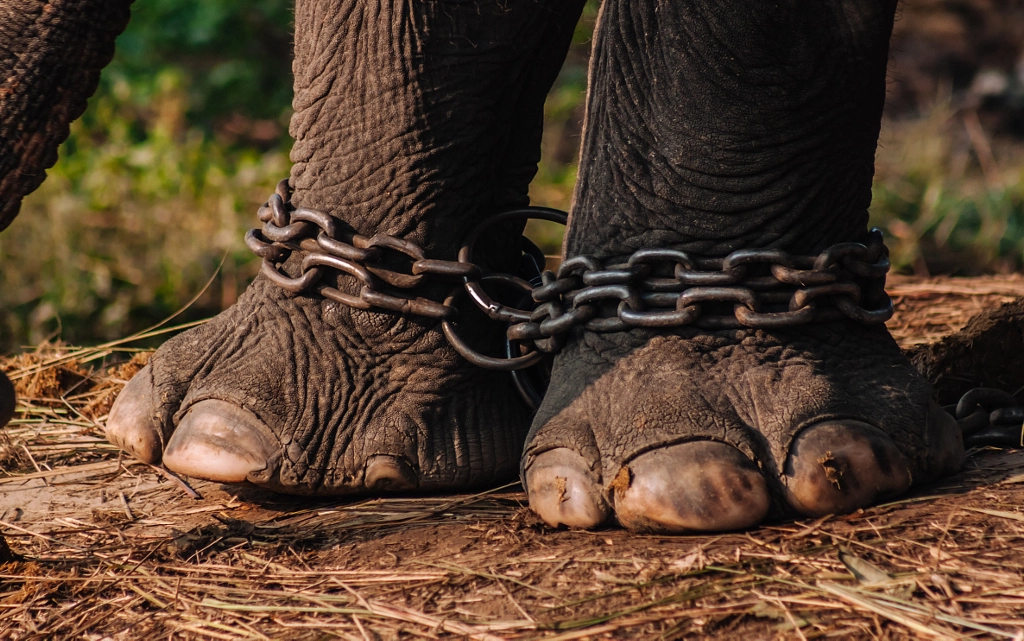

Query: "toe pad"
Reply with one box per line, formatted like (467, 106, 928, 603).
(163, 400, 279, 483)
(105, 365, 164, 464)
(527, 448, 610, 529)
(784, 420, 912, 517)
(613, 441, 770, 534)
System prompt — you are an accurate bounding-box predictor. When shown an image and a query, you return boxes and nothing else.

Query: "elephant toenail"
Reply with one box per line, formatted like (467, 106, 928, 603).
(613, 441, 770, 534)
(784, 420, 912, 517)
(105, 364, 165, 464)
(364, 455, 418, 492)
(162, 400, 279, 483)
(526, 448, 610, 529)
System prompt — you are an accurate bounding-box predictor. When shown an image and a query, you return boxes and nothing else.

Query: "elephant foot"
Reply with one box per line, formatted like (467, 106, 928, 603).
(515, 0, 967, 533)
(105, 276, 532, 494)
(524, 323, 966, 533)
(105, 1, 586, 495)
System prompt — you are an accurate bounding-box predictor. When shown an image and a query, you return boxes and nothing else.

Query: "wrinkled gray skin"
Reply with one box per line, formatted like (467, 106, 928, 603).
(1, 0, 965, 533)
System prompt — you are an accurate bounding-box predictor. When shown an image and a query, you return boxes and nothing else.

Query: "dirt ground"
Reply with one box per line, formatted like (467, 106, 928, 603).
(4, 276, 1024, 640)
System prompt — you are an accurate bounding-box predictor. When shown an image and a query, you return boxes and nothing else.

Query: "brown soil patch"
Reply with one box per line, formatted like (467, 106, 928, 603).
(3, 277, 1024, 639)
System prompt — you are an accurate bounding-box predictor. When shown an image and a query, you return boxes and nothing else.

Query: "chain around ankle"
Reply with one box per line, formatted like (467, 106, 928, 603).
(247, 179, 894, 374)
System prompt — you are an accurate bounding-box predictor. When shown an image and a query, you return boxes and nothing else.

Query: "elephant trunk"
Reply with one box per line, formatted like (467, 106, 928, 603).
(0, 0, 133, 231)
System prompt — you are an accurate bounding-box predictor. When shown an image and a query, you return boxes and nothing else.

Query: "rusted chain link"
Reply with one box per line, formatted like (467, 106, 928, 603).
(248, 180, 894, 383)
(949, 388, 1024, 448)
(505, 230, 894, 356)
(248, 181, 1024, 433)
(241, 181, 1024, 434)
(247, 180, 478, 322)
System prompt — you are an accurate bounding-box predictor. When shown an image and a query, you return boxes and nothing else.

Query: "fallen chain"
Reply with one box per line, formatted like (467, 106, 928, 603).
(949, 388, 1024, 448)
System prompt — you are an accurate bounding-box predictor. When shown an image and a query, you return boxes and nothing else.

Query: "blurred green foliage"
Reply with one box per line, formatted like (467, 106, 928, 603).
(0, 0, 295, 350)
(100, 0, 294, 131)
(526, 2, 599, 254)
(2, 0, 1024, 351)
(869, 103, 1024, 276)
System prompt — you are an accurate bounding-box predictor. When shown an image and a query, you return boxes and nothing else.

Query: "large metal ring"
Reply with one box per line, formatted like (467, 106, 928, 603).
(441, 276, 546, 372)
(458, 207, 567, 323)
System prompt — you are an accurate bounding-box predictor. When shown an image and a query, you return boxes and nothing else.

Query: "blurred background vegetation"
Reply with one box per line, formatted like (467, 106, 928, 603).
(2, 0, 1024, 351)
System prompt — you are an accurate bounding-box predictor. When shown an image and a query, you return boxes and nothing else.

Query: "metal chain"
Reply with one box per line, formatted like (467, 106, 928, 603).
(948, 388, 1024, 448)
(245, 181, 564, 381)
(505, 231, 894, 356)
(248, 180, 893, 376)
(248, 181, 1024, 434)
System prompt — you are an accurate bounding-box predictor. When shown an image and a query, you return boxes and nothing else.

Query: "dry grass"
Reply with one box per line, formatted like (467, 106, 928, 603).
(886, 274, 1024, 347)
(3, 279, 1024, 639)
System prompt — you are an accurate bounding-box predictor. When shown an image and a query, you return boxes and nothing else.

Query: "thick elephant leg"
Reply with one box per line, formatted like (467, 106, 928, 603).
(106, 0, 586, 494)
(524, 0, 965, 532)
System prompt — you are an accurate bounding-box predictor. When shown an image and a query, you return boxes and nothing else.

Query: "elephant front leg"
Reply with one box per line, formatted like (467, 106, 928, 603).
(524, 0, 965, 533)
(104, 0, 586, 495)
